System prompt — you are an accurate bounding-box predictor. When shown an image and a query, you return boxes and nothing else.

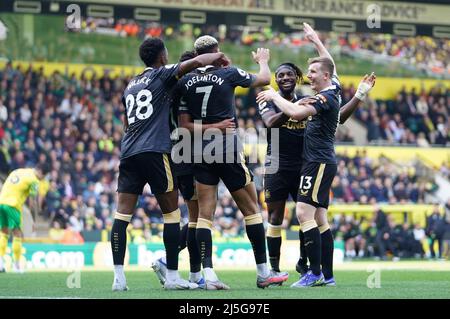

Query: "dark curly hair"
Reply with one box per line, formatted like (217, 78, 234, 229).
(139, 38, 166, 67)
(179, 50, 197, 62)
(275, 62, 303, 84)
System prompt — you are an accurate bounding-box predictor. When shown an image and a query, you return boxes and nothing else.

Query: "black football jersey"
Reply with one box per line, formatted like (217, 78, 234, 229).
(120, 64, 180, 159)
(303, 76, 342, 164)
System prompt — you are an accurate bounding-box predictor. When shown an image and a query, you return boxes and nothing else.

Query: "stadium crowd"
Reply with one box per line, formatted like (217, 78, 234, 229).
(341, 85, 449, 146)
(75, 18, 449, 77)
(0, 58, 448, 259)
(330, 203, 450, 260)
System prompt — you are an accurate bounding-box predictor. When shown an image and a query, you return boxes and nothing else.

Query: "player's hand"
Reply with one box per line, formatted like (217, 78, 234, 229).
(221, 55, 231, 68)
(296, 97, 316, 108)
(215, 118, 236, 132)
(252, 48, 270, 64)
(362, 72, 376, 87)
(303, 22, 320, 43)
(256, 87, 278, 103)
(297, 96, 317, 105)
(355, 72, 376, 100)
(214, 54, 231, 68)
(201, 52, 226, 66)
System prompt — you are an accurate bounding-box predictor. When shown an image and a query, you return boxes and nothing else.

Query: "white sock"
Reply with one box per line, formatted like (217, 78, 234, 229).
(203, 267, 218, 282)
(257, 263, 270, 278)
(189, 271, 202, 282)
(114, 265, 125, 281)
(166, 269, 179, 282)
(161, 256, 167, 265)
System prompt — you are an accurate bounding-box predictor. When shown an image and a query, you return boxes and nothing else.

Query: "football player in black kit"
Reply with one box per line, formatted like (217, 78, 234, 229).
(257, 23, 376, 287)
(259, 60, 374, 282)
(175, 35, 287, 289)
(152, 50, 235, 289)
(111, 38, 227, 291)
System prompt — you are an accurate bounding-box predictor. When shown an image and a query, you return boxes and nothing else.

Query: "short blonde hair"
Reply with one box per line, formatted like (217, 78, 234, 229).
(194, 35, 219, 54)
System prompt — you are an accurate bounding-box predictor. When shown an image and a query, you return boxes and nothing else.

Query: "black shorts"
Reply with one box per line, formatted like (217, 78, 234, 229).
(172, 161, 194, 177)
(296, 161, 337, 209)
(117, 152, 177, 195)
(264, 169, 301, 203)
(193, 153, 253, 192)
(178, 174, 197, 201)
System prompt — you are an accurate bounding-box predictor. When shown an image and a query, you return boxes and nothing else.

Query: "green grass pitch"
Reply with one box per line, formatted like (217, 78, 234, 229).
(0, 268, 449, 299)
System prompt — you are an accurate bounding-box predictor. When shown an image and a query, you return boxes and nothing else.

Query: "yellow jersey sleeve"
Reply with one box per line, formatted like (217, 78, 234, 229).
(0, 168, 40, 212)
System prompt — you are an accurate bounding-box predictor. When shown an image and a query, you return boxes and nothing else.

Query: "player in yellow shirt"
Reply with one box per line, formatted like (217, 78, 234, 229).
(0, 164, 49, 272)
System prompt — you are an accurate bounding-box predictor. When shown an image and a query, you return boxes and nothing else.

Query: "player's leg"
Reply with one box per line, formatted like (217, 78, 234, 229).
(186, 199, 203, 286)
(179, 223, 188, 252)
(288, 172, 309, 276)
(313, 164, 337, 285)
(0, 229, 8, 272)
(296, 226, 309, 276)
(0, 207, 9, 272)
(3, 205, 23, 273)
(196, 181, 229, 289)
(147, 153, 197, 290)
(315, 208, 335, 286)
(194, 162, 229, 289)
(112, 154, 147, 291)
(222, 160, 288, 288)
(266, 200, 285, 273)
(156, 189, 181, 273)
(11, 228, 23, 273)
(179, 174, 203, 285)
(290, 202, 324, 287)
(291, 163, 323, 287)
(151, 174, 203, 287)
(264, 171, 289, 275)
(291, 162, 332, 287)
(111, 192, 138, 291)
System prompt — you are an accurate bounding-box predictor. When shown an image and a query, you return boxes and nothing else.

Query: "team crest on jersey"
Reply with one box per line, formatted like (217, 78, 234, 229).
(265, 190, 271, 199)
(316, 94, 327, 103)
(10, 175, 19, 184)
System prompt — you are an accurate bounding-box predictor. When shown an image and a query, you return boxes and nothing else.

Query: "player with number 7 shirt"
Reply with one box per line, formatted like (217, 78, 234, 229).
(174, 35, 288, 289)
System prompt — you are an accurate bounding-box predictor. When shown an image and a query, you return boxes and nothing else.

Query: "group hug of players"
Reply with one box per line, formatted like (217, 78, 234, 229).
(110, 22, 376, 291)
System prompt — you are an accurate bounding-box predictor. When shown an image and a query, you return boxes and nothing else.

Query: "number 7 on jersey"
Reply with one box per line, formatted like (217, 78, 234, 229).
(196, 85, 213, 117)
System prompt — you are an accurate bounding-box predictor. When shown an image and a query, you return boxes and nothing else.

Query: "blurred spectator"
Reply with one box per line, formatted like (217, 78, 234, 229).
(426, 205, 446, 259)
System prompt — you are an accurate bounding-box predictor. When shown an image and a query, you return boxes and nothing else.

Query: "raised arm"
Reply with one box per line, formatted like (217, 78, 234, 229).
(250, 48, 271, 88)
(303, 22, 337, 76)
(178, 52, 226, 78)
(340, 72, 376, 124)
(28, 182, 40, 225)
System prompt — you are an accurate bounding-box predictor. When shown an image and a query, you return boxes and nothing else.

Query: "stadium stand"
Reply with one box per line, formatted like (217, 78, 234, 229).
(0, 61, 448, 260)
